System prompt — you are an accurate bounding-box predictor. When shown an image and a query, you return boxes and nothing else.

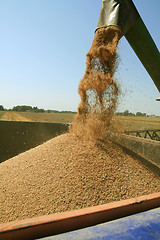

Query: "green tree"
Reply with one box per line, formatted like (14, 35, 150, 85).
(136, 112, 146, 117)
(12, 105, 33, 112)
(33, 107, 39, 112)
(123, 110, 129, 116)
(0, 105, 4, 111)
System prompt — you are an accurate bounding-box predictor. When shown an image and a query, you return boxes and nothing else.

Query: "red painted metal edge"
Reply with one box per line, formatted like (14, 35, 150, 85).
(0, 192, 160, 240)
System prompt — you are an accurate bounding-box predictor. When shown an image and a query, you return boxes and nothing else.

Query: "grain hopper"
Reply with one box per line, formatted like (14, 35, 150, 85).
(0, 1, 160, 239)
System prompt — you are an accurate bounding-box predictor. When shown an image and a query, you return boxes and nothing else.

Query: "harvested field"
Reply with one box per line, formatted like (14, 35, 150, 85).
(0, 111, 159, 132)
(19, 112, 76, 124)
(0, 111, 75, 124)
(0, 133, 160, 223)
(0, 111, 31, 122)
(116, 116, 160, 132)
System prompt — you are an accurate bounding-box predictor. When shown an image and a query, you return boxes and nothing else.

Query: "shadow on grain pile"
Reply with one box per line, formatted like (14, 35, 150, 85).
(0, 27, 160, 224)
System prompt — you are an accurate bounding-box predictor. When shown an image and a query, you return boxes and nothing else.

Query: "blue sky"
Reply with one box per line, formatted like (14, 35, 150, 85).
(0, 0, 160, 115)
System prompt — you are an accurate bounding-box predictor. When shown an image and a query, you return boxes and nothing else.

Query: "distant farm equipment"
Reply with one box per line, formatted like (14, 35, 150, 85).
(125, 129, 160, 141)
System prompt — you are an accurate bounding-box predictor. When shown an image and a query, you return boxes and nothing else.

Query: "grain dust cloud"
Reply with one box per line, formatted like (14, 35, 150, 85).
(71, 26, 122, 140)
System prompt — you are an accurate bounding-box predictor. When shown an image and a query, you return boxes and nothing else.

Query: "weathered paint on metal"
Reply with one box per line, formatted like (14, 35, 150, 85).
(39, 207, 160, 240)
(96, 0, 139, 34)
(0, 193, 160, 240)
(109, 133, 160, 169)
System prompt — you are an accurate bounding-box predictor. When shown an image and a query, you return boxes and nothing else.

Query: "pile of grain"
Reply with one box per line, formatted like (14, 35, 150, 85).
(0, 133, 160, 223)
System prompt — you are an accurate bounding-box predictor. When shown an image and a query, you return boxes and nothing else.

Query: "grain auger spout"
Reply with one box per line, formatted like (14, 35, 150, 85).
(96, 0, 160, 97)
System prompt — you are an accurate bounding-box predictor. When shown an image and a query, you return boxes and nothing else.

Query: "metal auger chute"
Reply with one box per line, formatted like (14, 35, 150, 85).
(96, 0, 160, 96)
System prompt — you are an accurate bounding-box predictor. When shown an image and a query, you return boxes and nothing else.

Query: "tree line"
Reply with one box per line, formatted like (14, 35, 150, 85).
(0, 105, 158, 117)
(0, 105, 76, 113)
(116, 110, 155, 117)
